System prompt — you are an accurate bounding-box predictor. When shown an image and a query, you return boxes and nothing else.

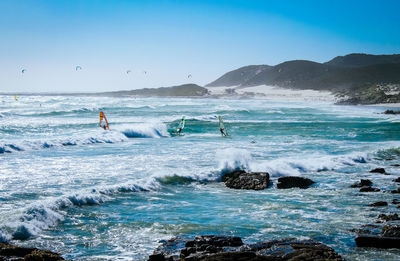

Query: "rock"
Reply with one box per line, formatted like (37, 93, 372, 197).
(149, 236, 344, 261)
(392, 199, 400, 205)
(355, 235, 400, 248)
(0, 243, 64, 260)
(377, 213, 400, 222)
(221, 170, 270, 190)
(393, 177, 400, 182)
(391, 187, 400, 193)
(276, 176, 315, 189)
(350, 179, 372, 188)
(369, 201, 388, 207)
(369, 168, 388, 174)
(391, 164, 400, 167)
(359, 186, 380, 192)
(382, 225, 400, 237)
(383, 109, 400, 115)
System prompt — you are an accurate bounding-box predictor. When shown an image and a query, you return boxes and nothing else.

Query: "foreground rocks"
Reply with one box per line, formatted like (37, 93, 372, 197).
(221, 170, 270, 190)
(277, 176, 315, 189)
(0, 243, 64, 260)
(149, 235, 344, 261)
(383, 110, 400, 115)
(355, 224, 400, 249)
(369, 168, 388, 175)
(350, 179, 372, 188)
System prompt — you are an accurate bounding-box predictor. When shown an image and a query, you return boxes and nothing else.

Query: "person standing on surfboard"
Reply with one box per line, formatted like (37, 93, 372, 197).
(99, 111, 109, 130)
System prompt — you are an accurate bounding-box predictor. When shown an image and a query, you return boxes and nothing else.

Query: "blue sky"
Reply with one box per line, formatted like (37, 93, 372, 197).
(1, 0, 399, 92)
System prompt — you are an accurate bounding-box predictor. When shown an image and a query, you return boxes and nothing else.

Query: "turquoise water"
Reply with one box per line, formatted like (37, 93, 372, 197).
(1, 95, 400, 260)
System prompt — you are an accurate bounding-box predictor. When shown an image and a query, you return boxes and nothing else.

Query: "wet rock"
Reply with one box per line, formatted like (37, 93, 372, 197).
(221, 170, 270, 190)
(149, 236, 344, 261)
(391, 187, 400, 194)
(392, 199, 400, 205)
(355, 235, 400, 248)
(369, 168, 388, 175)
(359, 186, 380, 192)
(391, 164, 400, 167)
(393, 177, 400, 182)
(369, 201, 388, 207)
(382, 225, 400, 237)
(383, 109, 400, 115)
(377, 213, 400, 222)
(350, 179, 372, 188)
(0, 243, 64, 260)
(276, 176, 315, 189)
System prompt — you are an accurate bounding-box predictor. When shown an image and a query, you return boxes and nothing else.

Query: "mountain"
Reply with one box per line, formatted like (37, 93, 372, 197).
(100, 84, 209, 97)
(325, 53, 400, 68)
(207, 54, 400, 92)
(206, 65, 271, 87)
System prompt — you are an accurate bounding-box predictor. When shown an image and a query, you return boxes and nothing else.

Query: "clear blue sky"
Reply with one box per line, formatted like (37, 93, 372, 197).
(1, 0, 399, 92)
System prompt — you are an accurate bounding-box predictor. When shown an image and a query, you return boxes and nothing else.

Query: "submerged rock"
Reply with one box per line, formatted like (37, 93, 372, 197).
(221, 170, 270, 190)
(276, 176, 315, 189)
(359, 186, 380, 192)
(369, 168, 388, 175)
(393, 177, 400, 182)
(149, 235, 344, 261)
(377, 213, 400, 222)
(350, 179, 372, 188)
(391, 187, 400, 194)
(369, 201, 388, 207)
(0, 243, 64, 260)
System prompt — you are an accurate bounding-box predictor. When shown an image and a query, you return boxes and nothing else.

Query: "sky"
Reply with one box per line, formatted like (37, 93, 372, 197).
(0, 0, 399, 93)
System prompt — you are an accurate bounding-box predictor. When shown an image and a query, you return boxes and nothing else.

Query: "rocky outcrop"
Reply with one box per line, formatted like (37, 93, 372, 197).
(0, 243, 64, 260)
(350, 179, 372, 188)
(149, 235, 344, 261)
(355, 224, 400, 249)
(369, 168, 388, 174)
(383, 110, 400, 115)
(377, 213, 400, 222)
(369, 201, 388, 207)
(221, 170, 270, 190)
(276, 176, 314, 189)
(391, 187, 400, 194)
(393, 177, 400, 182)
(359, 186, 380, 192)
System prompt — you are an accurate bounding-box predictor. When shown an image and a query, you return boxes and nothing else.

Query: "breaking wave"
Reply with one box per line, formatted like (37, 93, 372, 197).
(0, 178, 159, 242)
(119, 123, 169, 138)
(216, 147, 371, 177)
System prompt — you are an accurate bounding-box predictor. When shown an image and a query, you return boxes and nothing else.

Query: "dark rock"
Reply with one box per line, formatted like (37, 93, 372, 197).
(377, 213, 400, 222)
(222, 171, 270, 190)
(0, 243, 64, 260)
(391, 164, 400, 167)
(369, 201, 388, 207)
(359, 186, 380, 192)
(369, 168, 388, 174)
(392, 199, 400, 205)
(383, 109, 400, 115)
(393, 177, 400, 182)
(350, 179, 372, 188)
(355, 235, 400, 248)
(149, 236, 343, 261)
(276, 176, 315, 189)
(382, 225, 400, 237)
(391, 187, 400, 193)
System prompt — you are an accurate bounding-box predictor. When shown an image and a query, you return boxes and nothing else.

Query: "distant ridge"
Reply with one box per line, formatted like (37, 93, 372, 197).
(206, 53, 400, 92)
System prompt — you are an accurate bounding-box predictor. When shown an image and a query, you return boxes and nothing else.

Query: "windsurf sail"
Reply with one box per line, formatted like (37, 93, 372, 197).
(99, 111, 109, 130)
(177, 116, 185, 133)
(173, 116, 185, 135)
(14, 95, 18, 101)
(218, 116, 229, 136)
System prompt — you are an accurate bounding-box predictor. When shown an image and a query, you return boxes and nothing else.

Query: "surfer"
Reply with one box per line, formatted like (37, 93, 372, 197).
(218, 116, 229, 136)
(99, 111, 109, 130)
(173, 116, 185, 136)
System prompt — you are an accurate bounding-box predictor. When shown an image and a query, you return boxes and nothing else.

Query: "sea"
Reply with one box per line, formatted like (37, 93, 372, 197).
(1, 95, 400, 260)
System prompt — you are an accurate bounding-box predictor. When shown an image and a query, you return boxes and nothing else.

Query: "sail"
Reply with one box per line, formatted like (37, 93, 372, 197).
(177, 116, 185, 131)
(99, 111, 109, 130)
(14, 95, 18, 101)
(218, 116, 229, 136)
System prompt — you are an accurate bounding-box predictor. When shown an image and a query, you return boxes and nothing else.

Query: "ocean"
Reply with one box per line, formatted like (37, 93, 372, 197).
(1, 95, 400, 260)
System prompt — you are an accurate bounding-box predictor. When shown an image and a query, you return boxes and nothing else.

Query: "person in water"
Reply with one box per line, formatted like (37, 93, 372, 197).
(220, 127, 227, 136)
